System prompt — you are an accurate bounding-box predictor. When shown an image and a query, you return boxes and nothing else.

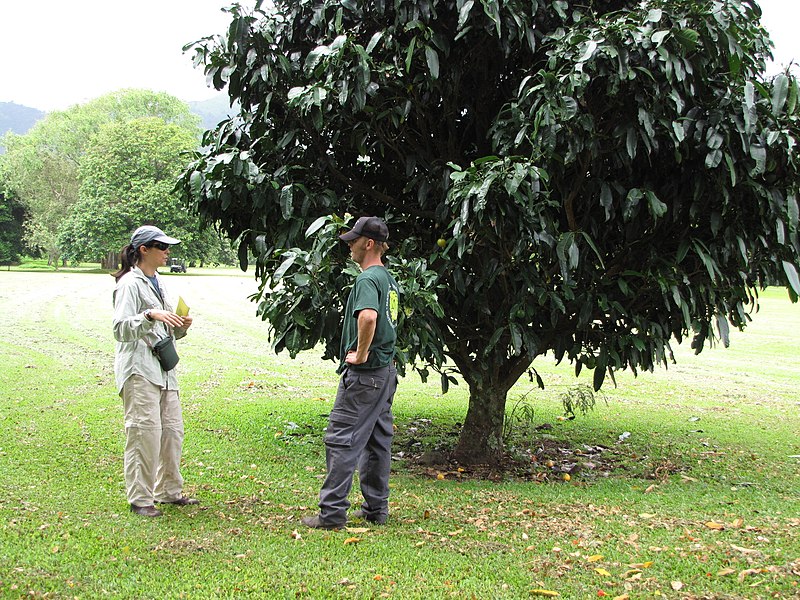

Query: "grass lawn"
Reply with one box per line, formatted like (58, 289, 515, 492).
(0, 265, 798, 599)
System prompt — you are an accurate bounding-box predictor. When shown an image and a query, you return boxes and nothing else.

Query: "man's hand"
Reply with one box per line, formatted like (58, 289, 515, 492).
(345, 349, 370, 365)
(347, 308, 377, 365)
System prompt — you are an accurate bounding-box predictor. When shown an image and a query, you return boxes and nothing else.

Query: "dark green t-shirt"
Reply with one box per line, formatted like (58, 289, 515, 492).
(338, 265, 400, 373)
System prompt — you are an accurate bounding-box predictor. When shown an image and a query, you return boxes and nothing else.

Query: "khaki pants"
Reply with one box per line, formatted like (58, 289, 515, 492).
(122, 375, 184, 507)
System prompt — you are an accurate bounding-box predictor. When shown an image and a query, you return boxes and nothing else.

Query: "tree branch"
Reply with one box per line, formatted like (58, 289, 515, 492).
(563, 154, 589, 231)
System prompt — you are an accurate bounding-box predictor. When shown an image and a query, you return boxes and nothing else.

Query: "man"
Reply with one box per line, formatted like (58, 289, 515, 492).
(302, 216, 401, 529)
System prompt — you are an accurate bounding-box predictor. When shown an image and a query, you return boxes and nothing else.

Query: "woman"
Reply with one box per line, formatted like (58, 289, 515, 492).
(112, 225, 197, 517)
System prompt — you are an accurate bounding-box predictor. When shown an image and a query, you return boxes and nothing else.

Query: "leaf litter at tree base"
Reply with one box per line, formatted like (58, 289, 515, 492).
(389, 417, 682, 483)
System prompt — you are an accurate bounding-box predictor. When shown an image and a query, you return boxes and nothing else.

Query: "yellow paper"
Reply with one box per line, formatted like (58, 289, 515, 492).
(176, 296, 190, 317)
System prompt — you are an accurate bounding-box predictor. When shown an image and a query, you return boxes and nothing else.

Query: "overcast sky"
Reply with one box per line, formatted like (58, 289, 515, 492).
(0, 0, 796, 112)
(0, 0, 250, 111)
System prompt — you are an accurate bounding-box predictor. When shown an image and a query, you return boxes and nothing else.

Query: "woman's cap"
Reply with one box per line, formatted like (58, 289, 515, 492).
(339, 216, 389, 242)
(131, 225, 181, 248)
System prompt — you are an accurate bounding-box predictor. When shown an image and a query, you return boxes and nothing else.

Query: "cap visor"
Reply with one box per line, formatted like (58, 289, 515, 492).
(155, 235, 181, 245)
(338, 231, 359, 241)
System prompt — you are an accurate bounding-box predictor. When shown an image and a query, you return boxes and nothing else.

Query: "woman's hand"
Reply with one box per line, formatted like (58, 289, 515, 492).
(148, 309, 185, 329)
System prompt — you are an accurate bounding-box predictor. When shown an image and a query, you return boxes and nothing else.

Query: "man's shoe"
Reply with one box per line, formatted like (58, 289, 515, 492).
(351, 509, 387, 525)
(301, 515, 344, 530)
(156, 496, 200, 506)
(130, 504, 163, 517)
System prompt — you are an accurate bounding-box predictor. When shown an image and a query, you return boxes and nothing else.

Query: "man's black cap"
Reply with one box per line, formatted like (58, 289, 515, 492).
(339, 216, 389, 242)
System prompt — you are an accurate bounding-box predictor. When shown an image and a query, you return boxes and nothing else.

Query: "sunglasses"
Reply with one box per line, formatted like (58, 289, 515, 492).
(147, 241, 170, 251)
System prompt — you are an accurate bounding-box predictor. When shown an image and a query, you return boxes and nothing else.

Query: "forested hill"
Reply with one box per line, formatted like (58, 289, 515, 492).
(188, 94, 237, 131)
(1, 94, 232, 140)
(0, 102, 45, 137)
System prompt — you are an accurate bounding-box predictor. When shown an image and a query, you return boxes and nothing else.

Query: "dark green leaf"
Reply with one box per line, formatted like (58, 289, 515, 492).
(646, 9, 663, 23)
(305, 215, 328, 237)
(274, 254, 296, 281)
(772, 74, 789, 115)
(593, 359, 606, 391)
(280, 185, 294, 219)
(425, 46, 439, 79)
(783, 261, 800, 295)
(457, 0, 474, 30)
(674, 28, 699, 50)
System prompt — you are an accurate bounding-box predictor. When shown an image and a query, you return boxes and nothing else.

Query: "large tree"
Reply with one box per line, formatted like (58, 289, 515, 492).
(181, 0, 800, 463)
(0, 89, 201, 266)
(57, 117, 217, 268)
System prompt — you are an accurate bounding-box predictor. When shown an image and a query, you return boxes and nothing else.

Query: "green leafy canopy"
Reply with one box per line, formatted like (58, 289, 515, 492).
(1, 89, 204, 266)
(180, 0, 800, 461)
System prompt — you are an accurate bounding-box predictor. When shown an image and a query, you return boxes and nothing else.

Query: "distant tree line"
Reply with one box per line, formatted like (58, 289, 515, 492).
(0, 89, 235, 269)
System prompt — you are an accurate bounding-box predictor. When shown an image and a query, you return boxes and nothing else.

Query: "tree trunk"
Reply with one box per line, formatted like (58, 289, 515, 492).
(101, 250, 118, 270)
(48, 250, 60, 270)
(452, 381, 510, 464)
(449, 351, 534, 465)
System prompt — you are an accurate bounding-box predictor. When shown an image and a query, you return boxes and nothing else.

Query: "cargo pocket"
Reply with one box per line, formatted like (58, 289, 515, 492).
(351, 373, 386, 403)
(324, 409, 359, 447)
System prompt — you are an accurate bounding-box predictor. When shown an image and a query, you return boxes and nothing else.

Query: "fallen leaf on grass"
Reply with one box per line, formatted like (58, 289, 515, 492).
(623, 570, 641, 578)
(290, 530, 302, 540)
(448, 529, 463, 536)
(346, 527, 370, 534)
(730, 544, 760, 555)
(594, 568, 612, 577)
(587, 554, 604, 562)
(628, 561, 653, 569)
(612, 595, 629, 600)
(683, 528, 700, 542)
(344, 537, 361, 545)
(738, 568, 770, 582)
(671, 581, 684, 591)
(681, 475, 698, 482)
(704, 521, 725, 530)
(530, 589, 559, 597)
(717, 568, 736, 576)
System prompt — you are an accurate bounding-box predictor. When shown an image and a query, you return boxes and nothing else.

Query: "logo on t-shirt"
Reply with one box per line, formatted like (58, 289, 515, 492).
(388, 290, 399, 325)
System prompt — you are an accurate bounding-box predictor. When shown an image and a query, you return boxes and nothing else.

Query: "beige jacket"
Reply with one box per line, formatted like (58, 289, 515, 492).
(112, 266, 187, 394)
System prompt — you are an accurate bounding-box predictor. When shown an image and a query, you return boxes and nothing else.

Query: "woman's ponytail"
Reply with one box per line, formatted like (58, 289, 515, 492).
(111, 244, 140, 282)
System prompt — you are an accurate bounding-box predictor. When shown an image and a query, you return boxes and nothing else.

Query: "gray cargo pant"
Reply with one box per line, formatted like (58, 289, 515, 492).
(318, 364, 397, 525)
